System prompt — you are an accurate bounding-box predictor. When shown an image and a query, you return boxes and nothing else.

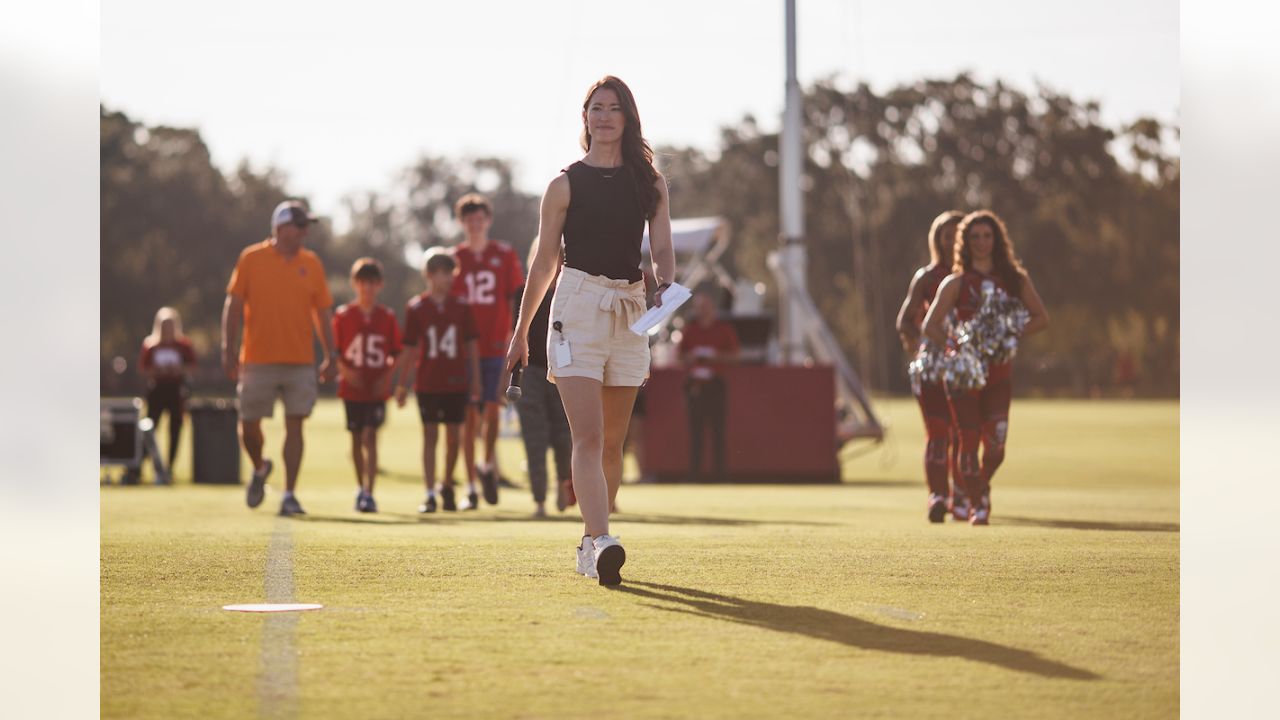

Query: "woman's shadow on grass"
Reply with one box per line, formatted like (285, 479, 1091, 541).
(615, 581, 1099, 681)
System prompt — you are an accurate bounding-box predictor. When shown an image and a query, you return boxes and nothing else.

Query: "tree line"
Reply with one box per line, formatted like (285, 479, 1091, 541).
(101, 73, 1178, 397)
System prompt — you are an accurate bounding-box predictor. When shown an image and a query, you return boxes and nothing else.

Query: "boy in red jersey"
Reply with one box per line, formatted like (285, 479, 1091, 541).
(333, 258, 402, 513)
(396, 249, 482, 513)
(450, 193, 525, 507)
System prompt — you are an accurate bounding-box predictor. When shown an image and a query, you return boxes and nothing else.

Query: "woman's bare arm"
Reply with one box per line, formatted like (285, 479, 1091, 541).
(922, 274, 961, 346)
(894, 268, 928, 352)
(1019, 273, 1050, 336)
(506, 174, 570, 372)
(647, 172, 676, 305)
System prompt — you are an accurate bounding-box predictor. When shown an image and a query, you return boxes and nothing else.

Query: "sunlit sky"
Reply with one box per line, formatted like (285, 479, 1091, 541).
(102, 0, 1178, 230)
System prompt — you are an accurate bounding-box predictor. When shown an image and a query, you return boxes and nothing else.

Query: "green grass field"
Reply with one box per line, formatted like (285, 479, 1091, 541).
(101, 398, 1178, 719)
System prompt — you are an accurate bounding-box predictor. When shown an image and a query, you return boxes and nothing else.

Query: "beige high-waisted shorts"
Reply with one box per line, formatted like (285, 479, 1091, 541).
(547, 265, 650, 386)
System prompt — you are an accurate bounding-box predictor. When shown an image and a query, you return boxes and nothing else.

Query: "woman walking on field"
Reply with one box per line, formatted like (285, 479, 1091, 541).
(923, 210, 1049, 525)
(506, 76, 676, 586)
(895, 210, 965, 522)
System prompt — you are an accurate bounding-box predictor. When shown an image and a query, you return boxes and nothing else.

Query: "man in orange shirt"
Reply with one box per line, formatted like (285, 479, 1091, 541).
(221, 200, 337, 516)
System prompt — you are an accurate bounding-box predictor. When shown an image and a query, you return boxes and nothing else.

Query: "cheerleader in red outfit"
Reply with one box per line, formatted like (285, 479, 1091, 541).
(895, 210, 965, 523)
(922, 210, 1049, 525)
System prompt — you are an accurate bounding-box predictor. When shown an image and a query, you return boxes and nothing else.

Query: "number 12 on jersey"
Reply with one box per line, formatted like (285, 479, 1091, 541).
(463, 271, 496, 305)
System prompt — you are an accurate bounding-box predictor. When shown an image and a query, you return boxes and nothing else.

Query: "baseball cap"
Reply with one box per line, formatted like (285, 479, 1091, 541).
(271, 200, 319, 228)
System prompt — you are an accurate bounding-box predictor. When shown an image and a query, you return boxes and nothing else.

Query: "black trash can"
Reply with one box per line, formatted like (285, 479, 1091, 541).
(189, 398, 241, 485)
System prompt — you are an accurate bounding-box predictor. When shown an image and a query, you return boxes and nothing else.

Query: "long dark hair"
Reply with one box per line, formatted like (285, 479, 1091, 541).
(928, 210, 965, 266)
(954, 210, 1027, 298)
(580, 75, 660, 219)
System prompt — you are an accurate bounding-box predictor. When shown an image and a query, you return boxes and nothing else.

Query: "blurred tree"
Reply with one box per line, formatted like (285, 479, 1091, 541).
(657, 74, 1178, 396)
(103, 73, 1178, 398)
(328, 155, 538, 321)
(101, 107, 308, 395)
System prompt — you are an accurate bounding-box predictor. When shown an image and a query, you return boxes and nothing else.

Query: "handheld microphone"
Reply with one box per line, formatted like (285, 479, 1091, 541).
(505, 365, 524, 402)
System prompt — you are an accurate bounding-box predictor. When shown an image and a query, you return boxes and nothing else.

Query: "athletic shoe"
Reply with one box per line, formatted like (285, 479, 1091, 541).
(247, 459, 273, 509)
(533, 504, 547, 519)
(279, 495, 306, 517)
(971, 493, 991, 526)
(365, 494, 378, 513)
(441, 486, 457, 512)
(418, 496, 438, 514)
(927, 493, 948, 523)
(466, 490, 481, 511)
(355, 491, 368, 512)
(479, 466, 500, 505)
(575, 536, 598, 578)
(949, 492, 972, 522)
(592, 534, 626, 587)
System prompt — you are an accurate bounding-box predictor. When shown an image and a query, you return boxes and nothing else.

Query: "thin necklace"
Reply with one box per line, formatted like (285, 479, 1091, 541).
(586, 161, 622, 179)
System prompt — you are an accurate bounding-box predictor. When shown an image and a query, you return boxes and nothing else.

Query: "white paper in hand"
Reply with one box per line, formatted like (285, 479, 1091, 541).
(630, 282, 692, 336)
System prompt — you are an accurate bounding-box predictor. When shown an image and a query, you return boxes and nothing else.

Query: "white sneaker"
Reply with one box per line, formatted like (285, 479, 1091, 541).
(576, 536, 598, 578)
(592, 534, 626, 587)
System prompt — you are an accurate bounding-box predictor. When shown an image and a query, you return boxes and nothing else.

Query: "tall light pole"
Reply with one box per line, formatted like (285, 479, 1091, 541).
(779, 0, 808, 364)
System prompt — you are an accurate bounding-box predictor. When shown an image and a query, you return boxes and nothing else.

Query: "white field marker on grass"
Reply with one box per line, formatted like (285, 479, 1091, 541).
(241, 518, 312, 720)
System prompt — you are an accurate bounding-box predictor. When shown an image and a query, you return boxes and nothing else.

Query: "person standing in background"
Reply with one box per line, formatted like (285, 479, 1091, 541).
(222, 200, 336, 517)
(895, 210, 965, 522)
(513, 251, 574, 518)
(395, 249, 483, 514)
(333, 258, 402, 513)
(678, 285, 740, 483)
(138, 306, 197, 481)
(450, 193, 525, 509)
(923, 210, 1049, 525)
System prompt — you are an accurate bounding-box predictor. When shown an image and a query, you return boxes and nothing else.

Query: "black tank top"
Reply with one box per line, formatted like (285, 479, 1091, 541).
(561, 161, 645, 282)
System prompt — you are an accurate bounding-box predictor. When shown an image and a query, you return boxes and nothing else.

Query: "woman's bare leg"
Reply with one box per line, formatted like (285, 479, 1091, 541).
(556, 377, 609, 537)
(602, 386, 638, 512)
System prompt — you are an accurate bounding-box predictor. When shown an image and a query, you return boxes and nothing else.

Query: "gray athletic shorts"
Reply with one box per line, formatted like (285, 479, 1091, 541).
(238, 363, 318, 421)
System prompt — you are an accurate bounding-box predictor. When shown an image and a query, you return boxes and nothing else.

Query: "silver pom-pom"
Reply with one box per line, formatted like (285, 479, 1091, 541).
(954, 283, 1030, 366)
(908, 337, 949, 395)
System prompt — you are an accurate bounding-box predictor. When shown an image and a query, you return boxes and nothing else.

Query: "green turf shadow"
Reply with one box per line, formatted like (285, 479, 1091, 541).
(839, 478, 918, 488)
(295, 513, 448, 525)
(614, 581, 1100, 681)
(996, 516, 1180, 533)
(295, 511, 838, 528)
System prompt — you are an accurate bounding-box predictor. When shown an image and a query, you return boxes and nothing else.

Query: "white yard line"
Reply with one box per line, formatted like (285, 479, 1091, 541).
(257, 519, 299, 720)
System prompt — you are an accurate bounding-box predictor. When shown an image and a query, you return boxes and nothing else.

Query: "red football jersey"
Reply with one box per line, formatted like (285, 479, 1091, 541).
(449, 241, 524, 358)
(679, 319, 740, 381)
(403, 293, 478, 393)
(139, 338, 196, 381)
(333, 303, 402, 402)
